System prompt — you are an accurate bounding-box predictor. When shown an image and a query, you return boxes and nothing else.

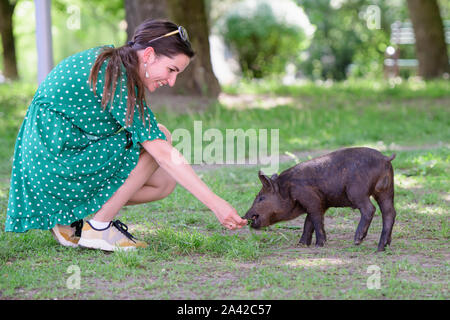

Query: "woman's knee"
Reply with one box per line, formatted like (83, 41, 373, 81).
(160, 178, 177, 199)
(130, 150, 158, 180)
(148, 180, 176, 202)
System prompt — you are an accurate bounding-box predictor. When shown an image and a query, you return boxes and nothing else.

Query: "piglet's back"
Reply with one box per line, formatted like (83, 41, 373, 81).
(279, 147, 391, 186)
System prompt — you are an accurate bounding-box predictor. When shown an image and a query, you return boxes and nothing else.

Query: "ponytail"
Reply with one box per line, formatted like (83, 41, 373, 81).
(88, 45, 146, 127)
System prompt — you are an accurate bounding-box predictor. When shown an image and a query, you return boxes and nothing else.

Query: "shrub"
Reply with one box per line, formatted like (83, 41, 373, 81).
(221, 0, 311, 79)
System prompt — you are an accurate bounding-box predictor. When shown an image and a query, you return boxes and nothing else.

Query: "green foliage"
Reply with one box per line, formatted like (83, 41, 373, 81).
(0, 82, 36, 174)
(10, 0, 125, 82)
(297, 0, 409, 80)
(222, 1, 309, 78)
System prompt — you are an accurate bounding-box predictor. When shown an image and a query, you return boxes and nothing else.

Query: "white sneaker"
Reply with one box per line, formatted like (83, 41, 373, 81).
(50, 220, 84, 247)
(78, 220, 148, 252)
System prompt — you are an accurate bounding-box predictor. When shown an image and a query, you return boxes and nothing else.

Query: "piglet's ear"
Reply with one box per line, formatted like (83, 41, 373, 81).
(271, 177, 280, 193)
(258, 170, 272, 190)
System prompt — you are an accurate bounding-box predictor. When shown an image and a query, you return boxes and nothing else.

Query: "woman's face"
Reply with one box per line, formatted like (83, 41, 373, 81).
(140, 48, 190, 92)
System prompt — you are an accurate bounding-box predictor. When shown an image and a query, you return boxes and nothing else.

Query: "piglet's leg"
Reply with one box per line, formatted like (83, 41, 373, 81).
(308, 211, 326, 247)
(354, 199, 376, 246)
(290, 187, 325, 246)
(376, 197, 396, 252)
(299, 214, 314, 246)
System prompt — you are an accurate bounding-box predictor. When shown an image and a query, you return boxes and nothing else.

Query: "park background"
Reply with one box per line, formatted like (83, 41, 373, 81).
(0, 0, 448, 300)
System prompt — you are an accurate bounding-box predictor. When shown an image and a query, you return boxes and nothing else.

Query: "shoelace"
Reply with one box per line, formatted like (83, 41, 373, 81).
(112, 220, 137, 243)
(70, 219, 84, 237)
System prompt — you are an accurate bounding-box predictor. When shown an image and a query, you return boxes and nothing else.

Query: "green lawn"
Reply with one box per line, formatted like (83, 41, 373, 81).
(0, 79, 448, 299)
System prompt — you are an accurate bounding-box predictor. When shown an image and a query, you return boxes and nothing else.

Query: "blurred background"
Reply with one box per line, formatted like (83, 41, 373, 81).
(0, 0, 449, 95)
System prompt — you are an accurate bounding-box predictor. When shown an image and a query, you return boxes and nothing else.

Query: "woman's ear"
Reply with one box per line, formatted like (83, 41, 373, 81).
(144, 46, 157, 64)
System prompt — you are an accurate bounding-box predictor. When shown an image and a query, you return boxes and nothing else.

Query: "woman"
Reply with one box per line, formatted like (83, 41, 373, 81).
(5, 19, 247, 251)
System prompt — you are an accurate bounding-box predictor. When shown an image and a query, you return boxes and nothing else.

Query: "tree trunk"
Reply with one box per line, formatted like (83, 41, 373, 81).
(124, 0, 168, 41)
(166, 0, 221, 97)
(406, 0, 449, 79)
(0, 0, 18, 80)
(124, 0, 220, 98)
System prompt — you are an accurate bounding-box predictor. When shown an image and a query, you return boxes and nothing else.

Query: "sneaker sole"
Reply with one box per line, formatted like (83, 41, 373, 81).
(78, 237, 137, 252)
(50, 229, 79, 248)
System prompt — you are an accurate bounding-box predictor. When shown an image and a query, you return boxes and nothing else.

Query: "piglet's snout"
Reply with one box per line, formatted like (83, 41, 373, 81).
(242, 212, 259, 226)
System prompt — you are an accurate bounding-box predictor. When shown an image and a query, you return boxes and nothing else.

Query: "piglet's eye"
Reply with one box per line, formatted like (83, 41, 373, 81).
(257, 196, 265, 202)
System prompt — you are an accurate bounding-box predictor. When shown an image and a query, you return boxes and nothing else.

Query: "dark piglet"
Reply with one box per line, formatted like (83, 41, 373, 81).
(243, 147, 396, 252)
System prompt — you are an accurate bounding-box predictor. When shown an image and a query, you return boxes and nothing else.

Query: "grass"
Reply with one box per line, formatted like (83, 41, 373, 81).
(0, 79, 449, 300)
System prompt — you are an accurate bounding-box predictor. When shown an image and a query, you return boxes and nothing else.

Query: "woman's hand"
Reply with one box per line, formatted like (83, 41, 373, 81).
(212, 198, 247, 230)
(142, 139, 247, 231)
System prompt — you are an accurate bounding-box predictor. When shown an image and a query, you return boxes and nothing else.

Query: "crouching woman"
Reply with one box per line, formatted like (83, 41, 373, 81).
(5, 19, 247, 251)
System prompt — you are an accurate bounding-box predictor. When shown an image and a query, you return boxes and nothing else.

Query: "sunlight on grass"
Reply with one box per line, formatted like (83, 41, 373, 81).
(129, 223, 158, 235)
(396, 175, 424, 189)
(222, 78, 450, 99)
(406, 77, 427, 91)
(360, 141, 418, 152)
(402, 202, 420, 213)
(417, 206, 447, 216)
(288, 136, 321, 148)
(219, 93, 298, 110)
(285, 258, 348, 268)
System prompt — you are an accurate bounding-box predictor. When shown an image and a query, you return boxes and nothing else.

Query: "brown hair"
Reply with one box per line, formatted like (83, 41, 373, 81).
(88, 19, 195, 126)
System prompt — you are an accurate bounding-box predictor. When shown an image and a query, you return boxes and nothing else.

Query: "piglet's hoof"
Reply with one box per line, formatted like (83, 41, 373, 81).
(354, 232, 366, 245)
(297, 241, 310, 248)
(315, 241, 326, 247)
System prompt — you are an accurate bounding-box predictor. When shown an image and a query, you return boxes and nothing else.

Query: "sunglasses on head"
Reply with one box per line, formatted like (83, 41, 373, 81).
(147, 26, 190, 45)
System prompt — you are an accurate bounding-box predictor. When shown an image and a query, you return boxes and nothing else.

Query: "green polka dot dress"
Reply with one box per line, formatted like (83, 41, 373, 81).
(5, 45, 166, 233)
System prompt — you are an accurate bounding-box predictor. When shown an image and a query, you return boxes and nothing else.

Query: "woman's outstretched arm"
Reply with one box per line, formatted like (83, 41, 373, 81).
(141, 139, 247, 230)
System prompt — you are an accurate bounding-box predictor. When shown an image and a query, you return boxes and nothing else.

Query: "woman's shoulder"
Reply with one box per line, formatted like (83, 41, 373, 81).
(83, 44, 115, 57)
(56, 45, 115, 68)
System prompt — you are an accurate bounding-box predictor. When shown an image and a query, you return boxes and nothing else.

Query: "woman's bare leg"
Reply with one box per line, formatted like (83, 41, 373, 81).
(92, 151, 159, 222)
(92, 124, 175, 220)
(125, 123, 176, 205)
(125, 166, 176, 205)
